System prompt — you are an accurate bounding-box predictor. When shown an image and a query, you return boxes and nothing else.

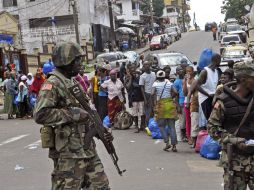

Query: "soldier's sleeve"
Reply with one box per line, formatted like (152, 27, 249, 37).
(207, 100, 227, 143)
(34, 81, 74, 126)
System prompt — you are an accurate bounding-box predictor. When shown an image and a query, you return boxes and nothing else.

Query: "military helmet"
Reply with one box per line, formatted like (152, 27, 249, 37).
(52, 42, 84, 67)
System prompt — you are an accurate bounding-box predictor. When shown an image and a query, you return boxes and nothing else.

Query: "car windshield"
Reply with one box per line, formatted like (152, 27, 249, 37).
(223, 50, 245, 58)
(97, 54, 118, 62)
(227, 25, 241, 32)
(158, 54, 191, 66)
(165, 28, 175, 33)
(222, 36, 239, 43)
(151, 36, 161, 42)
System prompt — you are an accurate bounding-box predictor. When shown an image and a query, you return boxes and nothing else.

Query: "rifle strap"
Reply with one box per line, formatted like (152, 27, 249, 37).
(234, 97, 254, 136)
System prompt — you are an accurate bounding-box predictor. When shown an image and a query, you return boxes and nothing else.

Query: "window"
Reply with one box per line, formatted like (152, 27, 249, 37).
(132, 1, 136, 10)
(3, 0, 17, 7)
(167, 8, 174, 13)
(29, 15, 74, 28)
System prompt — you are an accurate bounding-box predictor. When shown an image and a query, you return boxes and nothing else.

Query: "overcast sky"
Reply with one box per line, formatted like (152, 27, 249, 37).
(189, 0, 225, 29)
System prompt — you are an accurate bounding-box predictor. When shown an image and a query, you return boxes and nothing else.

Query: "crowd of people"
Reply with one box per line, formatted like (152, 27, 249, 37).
(2, 65, 46, 119)
(1, 48, 238, 154)
(1, 58, 57, 120)
(87, 51, 237, 153)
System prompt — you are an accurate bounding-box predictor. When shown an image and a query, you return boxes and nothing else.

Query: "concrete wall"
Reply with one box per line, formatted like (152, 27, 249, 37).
(0, 0, 111, 53)
(117, 0, 141, 21)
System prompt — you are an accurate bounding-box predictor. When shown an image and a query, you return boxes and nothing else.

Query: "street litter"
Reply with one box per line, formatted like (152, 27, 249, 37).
(28, 146, 38, 150)
(154, 140, 162, 144)
(130, 140, 135, 143)
(146, 168, 151, 171)
(156, 167, 164, 170)
(14, 164, 24, 171)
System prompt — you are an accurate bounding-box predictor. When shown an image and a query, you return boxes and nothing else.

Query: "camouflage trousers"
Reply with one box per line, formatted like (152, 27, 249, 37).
(221, 151, 254, 190)
(51, 154, 110, 190)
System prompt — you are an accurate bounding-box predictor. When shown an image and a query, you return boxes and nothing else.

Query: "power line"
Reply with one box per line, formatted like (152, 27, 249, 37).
(0, 0, 64, 28)
(0, 0, 66, 31)
(8, 0, 51, 13)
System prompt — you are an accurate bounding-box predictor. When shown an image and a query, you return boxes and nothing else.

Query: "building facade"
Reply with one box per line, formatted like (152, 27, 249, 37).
(0, 0, 111, 53)
(162, 0, 191, 30)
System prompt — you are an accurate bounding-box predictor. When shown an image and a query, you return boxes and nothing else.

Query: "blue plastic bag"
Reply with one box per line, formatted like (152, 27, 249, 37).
(148, 118, 162, 139)
(200, 135, 221, 160)
(103, 116, 110, 128)
(13, 95, 19, 105)
(198, 49, 213, 70)
(29, 95, 37, 107)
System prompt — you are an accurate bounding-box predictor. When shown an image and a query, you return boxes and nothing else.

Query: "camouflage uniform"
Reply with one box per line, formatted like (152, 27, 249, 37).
(34, 42, 110, 190)
(207, 61, 254, 190)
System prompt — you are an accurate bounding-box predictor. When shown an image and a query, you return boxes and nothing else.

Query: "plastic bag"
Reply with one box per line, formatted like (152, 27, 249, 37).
(148, 118, 162, 139)
(200, 135, 221, 160)
(13, 95, 19, 105)
(29, 94, 37, 107)
(198, 49, 213, 70)
(195, 130, 208, 152)
(103, 116, 110, 128)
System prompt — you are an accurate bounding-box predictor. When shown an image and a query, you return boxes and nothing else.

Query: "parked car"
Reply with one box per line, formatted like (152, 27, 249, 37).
(149, 35, 166, 51)
(220, 45, 249, 72)
(226, 24, 247, 43)
(166, 26, 181, 40)
(226, 18, 238, 25)
(165, 28, 178, 41)
(144, 52, 195, 75)
(222, 45, 248, 61)
(96, 51, 129, 68)
(220, 34, 242, 54)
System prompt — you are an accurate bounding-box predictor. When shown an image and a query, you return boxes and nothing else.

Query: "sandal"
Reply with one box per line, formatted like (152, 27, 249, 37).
(172, 145, 177, 152)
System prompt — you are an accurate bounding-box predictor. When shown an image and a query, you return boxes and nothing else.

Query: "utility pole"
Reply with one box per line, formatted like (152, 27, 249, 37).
(108, 0, 116, 46)
(18, 22, 24, 48)
(182, 0, 186, 32)
(70, 0, 80, 44)
(150, 0, 154, 30)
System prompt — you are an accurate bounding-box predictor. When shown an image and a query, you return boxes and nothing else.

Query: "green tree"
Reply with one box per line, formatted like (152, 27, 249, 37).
(141, 0, 165, 17)
(221, 0, 254, 21)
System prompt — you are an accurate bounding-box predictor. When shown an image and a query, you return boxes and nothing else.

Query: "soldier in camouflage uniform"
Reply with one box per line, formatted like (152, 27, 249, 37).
(34, 42, 110, 190)
(208, 61, 254, 190)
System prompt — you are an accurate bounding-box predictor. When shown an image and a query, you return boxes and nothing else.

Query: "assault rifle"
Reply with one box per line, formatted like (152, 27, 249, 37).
(226, 143, 234, 190)
(68, 83, 126, 176)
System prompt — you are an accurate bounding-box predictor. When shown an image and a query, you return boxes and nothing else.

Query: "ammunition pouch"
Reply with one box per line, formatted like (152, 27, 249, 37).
(40, 126, 55, 148)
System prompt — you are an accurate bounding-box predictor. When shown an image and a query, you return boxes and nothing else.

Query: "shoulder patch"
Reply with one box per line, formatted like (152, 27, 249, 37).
(41, 83, 53, 91)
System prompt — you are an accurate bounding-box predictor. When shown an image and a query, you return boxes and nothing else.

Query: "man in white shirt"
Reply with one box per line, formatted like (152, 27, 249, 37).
(139, 61, 156, 126)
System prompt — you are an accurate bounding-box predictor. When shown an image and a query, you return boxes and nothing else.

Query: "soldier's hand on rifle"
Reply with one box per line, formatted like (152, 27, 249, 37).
(104, 128, 114, 142)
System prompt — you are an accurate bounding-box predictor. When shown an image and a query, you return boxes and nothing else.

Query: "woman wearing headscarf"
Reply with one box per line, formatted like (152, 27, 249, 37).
(30, 72, 46, 96)
(26, 73, 34, 87)
(3, 72, 17, 119)
(17, 75, 29, 119)
(101, 69, 125, 126)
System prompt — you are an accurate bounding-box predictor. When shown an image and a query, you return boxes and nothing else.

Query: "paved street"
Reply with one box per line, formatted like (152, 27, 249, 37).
(0, 31, 223, 190)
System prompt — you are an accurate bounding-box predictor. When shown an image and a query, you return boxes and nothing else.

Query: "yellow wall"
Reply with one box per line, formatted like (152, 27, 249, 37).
(0, 13, 18, 35)
(164, 0, 172, 6)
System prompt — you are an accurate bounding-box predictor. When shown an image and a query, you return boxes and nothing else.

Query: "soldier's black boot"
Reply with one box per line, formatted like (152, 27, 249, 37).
(133, 116, 139, 133)
(140, 115, 146, 131)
